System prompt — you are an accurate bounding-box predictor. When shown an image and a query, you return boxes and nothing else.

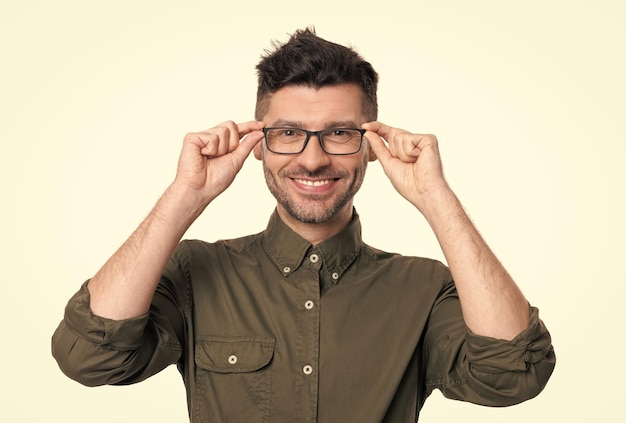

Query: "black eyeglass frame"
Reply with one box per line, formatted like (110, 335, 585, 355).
(261, 127, 366, 155)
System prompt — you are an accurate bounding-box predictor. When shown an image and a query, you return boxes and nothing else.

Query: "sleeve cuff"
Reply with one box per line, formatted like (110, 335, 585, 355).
(465, 306, 553, 372)
(63, 281, 149, 351)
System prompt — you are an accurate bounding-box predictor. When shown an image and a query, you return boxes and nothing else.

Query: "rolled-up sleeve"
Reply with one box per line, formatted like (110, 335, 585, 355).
(424, 284, 556, 406)
(51, 280, 184, 387)
(460, 307, 555, 405)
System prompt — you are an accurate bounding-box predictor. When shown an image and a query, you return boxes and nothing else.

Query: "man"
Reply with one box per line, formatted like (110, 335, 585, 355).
(52, 28, 555, 422)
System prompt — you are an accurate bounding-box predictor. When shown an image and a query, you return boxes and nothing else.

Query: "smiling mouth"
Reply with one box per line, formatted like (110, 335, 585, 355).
(293, 178, 336, 187)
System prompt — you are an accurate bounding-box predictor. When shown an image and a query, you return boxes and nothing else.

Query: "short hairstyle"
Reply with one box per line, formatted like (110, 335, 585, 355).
(255, 28, 379, 121)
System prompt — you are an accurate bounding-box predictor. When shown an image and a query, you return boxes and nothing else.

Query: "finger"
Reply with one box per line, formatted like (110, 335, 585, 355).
(218, 121, 240, 154)
(195, 131, 225, 157)
(395, 133, 420, 163)
(363, 121, 403, 159)
(230, 120, 265, 157)
(364, 130, 393, 167)
(225, 120, 265, 154)
(202, 125, 230, 157)
(230, 129, 265, 163)
(198, 121, 265, 156)
(364, 122, 426, 163)
(362, 121, 395, 139)
(236, 120, 266, 136)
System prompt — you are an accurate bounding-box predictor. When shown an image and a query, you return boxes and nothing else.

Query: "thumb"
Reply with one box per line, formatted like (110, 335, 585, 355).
(365, 130, 393, 167)
(232, 130, 265, 164)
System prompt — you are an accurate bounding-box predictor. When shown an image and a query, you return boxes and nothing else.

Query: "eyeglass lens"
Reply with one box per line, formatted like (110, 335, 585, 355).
(265, 128, 362, 155)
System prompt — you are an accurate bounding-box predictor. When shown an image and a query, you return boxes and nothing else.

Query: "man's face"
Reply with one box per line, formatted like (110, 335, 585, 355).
(255, 84, 374, 225)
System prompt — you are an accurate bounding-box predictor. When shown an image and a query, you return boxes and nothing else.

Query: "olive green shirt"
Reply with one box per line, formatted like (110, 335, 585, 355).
(52, 209, 555, 422)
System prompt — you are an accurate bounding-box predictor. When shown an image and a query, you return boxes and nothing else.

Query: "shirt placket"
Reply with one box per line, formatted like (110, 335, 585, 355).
(294, 248, 322, 422)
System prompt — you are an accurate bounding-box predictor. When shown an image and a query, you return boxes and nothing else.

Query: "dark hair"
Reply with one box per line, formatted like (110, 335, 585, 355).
(255, 28, 379, 121)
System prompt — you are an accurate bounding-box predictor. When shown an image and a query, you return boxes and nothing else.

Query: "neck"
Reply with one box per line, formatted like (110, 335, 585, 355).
(276, 204, 354, 246)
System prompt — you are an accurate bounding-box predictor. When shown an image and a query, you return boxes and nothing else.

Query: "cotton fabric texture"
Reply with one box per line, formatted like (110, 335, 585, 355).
(52, 209, 555, 422)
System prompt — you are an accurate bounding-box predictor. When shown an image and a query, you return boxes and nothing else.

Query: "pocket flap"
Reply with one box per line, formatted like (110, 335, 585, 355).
(195, 336, 275, 373)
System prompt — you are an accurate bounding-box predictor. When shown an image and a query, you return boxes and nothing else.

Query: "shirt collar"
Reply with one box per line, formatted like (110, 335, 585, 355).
(261, 208, 363, 282)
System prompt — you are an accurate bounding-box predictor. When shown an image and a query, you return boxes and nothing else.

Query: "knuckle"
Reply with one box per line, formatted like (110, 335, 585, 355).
(183, 132, 198, 142)
(218, 120, 237, 134)
(214, 125, 228, 137)
(204, 143, 218, 156)
(204, 136, 218, 148)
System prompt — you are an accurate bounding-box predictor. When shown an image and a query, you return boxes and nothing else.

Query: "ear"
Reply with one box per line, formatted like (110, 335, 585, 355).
(365, 138, 377, 162)
(253, 141, 263, 160)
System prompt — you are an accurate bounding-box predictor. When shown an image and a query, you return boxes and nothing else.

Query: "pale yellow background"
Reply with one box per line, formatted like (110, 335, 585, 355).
(1, 0, 623, 421)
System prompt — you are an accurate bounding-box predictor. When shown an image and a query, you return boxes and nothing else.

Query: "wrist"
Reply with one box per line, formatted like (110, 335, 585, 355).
(154, 183, 211, 234)
(416, 184, 465, 229)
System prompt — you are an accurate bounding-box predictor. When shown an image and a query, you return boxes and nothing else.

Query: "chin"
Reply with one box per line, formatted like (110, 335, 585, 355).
(283, 199, 349, 224)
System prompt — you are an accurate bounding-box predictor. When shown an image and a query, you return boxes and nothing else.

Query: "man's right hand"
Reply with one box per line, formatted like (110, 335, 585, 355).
(172, 120, 266, 207)
(87, 120, 265, 320)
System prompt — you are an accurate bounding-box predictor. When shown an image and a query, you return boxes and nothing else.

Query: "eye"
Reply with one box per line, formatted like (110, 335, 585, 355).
(265, 128, 306, 145)
(324, 129, 358, 143)
(281, 129, 297, 137)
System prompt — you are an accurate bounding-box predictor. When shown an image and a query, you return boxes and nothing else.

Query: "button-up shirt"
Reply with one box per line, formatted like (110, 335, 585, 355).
(52, 209, 555, 422)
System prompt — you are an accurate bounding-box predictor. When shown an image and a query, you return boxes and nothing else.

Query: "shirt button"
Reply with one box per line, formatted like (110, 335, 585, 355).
(331, 272, 339, 280)
(303, 365, 313, 375)
(309, 254, 319, 263)
(305, 300, 314, 310)
(228, 355, 237, 365)
(283, 266, 291, 274)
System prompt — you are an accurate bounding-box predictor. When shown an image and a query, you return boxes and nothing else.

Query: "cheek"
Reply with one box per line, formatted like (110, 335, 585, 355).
(350, 153, 370, 173)
(262, 153, 291, 176)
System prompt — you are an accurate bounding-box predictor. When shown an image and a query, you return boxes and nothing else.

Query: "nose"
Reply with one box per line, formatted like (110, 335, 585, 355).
(296, 134, 332, 170)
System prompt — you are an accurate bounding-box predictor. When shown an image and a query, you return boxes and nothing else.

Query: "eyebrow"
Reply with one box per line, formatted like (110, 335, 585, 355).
(269, 119, 360, 129)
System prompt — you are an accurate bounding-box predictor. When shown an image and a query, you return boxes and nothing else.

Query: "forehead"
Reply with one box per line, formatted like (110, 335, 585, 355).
(263, 84, 364, 128)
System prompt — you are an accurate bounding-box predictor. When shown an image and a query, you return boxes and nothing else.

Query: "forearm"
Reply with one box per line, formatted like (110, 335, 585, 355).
(363, 123, 531, 339)
(420, 186, 530, 340)
(88, 183, 206, 320)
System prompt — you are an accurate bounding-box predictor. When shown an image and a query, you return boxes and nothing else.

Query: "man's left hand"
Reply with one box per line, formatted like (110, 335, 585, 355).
(363, 121, 450, 213)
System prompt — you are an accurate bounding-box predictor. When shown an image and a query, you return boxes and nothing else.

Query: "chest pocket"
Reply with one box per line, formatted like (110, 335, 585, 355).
(194, 336, 275, 422)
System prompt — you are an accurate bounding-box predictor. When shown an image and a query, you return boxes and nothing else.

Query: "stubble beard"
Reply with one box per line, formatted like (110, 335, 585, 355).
(263, 158, 368, 225)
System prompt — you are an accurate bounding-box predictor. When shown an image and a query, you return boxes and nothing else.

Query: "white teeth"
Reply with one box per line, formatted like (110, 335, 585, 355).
(294, 179, 333, 187)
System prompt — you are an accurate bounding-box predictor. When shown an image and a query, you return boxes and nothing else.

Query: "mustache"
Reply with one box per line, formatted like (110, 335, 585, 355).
(281, 166, 347, 179)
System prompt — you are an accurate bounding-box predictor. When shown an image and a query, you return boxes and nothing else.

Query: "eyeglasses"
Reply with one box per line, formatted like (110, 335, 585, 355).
(262, 127, 366, 155)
